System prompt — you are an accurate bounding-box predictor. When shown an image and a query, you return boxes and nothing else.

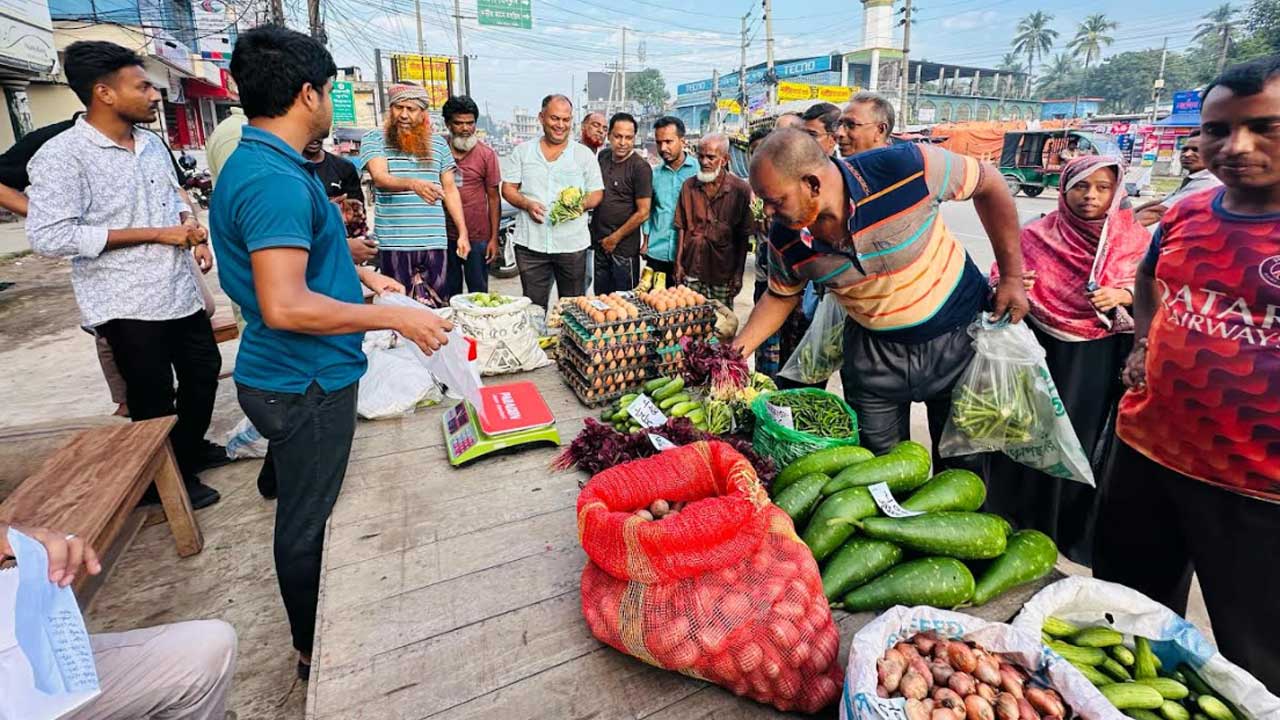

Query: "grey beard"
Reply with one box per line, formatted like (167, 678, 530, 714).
(696, 168, 721, 183)
(451, 134, 479, 152)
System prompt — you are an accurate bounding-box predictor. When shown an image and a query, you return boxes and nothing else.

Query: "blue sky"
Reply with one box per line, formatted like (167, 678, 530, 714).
(308, 0, 1214, 121)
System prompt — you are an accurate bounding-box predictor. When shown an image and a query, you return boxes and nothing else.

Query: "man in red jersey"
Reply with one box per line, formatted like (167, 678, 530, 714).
(1094, 55, 1280, 690)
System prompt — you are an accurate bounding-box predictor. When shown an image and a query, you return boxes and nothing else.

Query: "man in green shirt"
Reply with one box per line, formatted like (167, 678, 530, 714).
(641, 116, 698, 283)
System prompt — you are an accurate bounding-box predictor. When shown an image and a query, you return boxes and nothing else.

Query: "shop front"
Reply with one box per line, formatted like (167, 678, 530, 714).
(0, 0, 57, 146)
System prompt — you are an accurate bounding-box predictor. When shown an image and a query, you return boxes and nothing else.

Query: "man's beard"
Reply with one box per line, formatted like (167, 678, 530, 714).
(696, 167, 721, 183)
(785, 193, 822, 231)
(451, 134, 479, 152)
(386, 119, 432, 157)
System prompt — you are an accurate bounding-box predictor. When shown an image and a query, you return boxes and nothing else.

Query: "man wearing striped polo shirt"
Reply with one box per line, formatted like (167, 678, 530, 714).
(737, 129, 1030, 464)
(362, 83, 469, 306)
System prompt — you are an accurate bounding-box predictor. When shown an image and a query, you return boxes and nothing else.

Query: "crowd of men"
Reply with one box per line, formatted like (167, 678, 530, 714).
(0, 19, 1276, 714)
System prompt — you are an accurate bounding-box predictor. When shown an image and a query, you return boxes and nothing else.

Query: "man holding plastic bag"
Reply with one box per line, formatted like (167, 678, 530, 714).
(210, 27, 453, 681)
(736, 129, 1029, 466)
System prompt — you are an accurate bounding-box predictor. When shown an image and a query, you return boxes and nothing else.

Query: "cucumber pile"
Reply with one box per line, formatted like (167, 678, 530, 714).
(771, 442, 1059, 612)
(1042, 618, 1243, 720)
(598, 376, 733, 434)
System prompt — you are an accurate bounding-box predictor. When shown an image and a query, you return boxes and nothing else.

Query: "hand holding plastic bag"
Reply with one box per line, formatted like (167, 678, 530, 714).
(373, 293, 482, 411)
(939, 314, 1094, 486)
(779, 293, 845, 385)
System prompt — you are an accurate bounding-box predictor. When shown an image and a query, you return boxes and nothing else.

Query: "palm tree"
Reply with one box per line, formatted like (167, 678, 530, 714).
(998, 52, 1025, 74)
(1195, 4, 1238, 73)
(1036, 53, 1077, 97)
(1012, 11, 1058, 95)
(1067, 13, 1117, 116)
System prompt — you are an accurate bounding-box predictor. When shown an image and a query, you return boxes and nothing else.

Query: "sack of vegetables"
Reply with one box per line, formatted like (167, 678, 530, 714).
(751, 388, 860, 468)
(1012, 577, 1280, 719)
(841, 605, 1122, 720)
(577, 441, 844, 713)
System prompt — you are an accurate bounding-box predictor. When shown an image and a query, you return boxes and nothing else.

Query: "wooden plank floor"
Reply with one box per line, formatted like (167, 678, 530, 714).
(307, 365, 1053, 720)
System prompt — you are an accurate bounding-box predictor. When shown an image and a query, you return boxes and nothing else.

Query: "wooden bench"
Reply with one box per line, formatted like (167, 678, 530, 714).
(0, 417, 203, 601)
(212, 312, 239, 344)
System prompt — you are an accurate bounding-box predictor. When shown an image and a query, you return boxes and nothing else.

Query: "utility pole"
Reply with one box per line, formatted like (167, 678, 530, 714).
(898, 0, 912, 125)
(414, 0, 425, 56)
(374, 48, 387, 122)
(307, 0, 325, 44)
(270, 0, 285, 25)
(620, 27, 628, 112)
(710, 68, 721, 132)
(1151, 37, 1168, 124)
(763, 0, 776, 107)
(739, 12, 749, 130)
(453, 0, 468, 95)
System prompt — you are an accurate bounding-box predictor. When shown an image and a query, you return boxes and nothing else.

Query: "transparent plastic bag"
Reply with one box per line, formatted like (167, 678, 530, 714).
(939, 315, 1094, 486)
(225, 416, 268, 459)
(778, 293, 845, 385)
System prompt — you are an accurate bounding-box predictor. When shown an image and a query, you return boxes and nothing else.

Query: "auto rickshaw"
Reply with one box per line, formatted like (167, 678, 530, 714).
(999, 130, 1123, 197)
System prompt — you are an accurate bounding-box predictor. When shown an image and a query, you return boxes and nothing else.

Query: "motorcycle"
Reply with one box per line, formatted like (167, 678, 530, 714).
(488, 199, 519, 279)
(178, 152, 212, 209)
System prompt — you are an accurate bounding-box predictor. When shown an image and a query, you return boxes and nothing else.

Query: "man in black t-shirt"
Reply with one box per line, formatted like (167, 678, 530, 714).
(302, 137, 362, 200)
(0, 116, 79, 215)
(589, 112, 652, 294)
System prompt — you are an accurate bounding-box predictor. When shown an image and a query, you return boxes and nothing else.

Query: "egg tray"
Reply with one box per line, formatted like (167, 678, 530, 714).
(654, 343, 688, 377)
(558, 335, 652, 377)
(639, 301, 717, 329)
(557, 357, 653, 407)
(651, 318, 717, 347)
(561, 311, 652, 348)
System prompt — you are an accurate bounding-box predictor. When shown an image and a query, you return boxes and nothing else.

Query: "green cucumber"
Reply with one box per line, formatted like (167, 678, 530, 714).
(970, 529, 1057, 605)
(1099, 683, 1165, 710)
(1101, 657, 1133, 682)
(836, 557, 974, 612)
(858, 512, 1009, 560)
(658, 392, 692, 410)
(1160, 703, 1191, 720)
(1072, 660, 1112, 686)
(1127, 711, 1165, 720)
(775, 446, 875, 493)
(1112, 644, 1137, 667)
(1135, 637, 1158, 680)
(1073, 627, 1125, 647)
(1049, 640, 1107, 665)
(771, 473, 829, 523)
(1196, 696, 1236, 720)
(821, 449, 931, 496)
(1134, 678, 1189, 700)
(685, 408, 706, 424)
(669, 401, 701, 416)
(900, 469, 987, 513)
(820, 537, 902, 600)
(653, 377, 685, 400)
(801, 487, 878, 561)
(643, 377, 671, 392)
(1043, 616, 1081, 637)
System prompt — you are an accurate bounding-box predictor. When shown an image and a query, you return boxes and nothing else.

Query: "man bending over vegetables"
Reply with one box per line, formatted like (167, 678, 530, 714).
(736, 129, 1029, 466)
(1094, 55, 1280, 691)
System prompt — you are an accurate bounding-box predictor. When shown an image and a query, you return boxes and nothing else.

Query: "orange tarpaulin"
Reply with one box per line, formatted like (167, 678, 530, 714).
(931, 120, 1079, 162)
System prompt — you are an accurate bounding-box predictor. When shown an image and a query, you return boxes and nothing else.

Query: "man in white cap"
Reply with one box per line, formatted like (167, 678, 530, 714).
(361, 82, 469, 306)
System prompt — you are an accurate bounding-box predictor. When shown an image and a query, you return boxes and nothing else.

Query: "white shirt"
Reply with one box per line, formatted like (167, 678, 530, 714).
(26, 118, 202, 327)
(501, 138, 603, 254)
(1162, 169, 1223, 208)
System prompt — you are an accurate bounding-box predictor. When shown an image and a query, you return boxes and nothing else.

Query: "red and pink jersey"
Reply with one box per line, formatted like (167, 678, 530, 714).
(1117, 187, 1280, 501)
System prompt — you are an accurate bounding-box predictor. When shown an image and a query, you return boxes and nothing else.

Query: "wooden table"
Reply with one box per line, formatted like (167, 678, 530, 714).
(306, 366, 1054, 720)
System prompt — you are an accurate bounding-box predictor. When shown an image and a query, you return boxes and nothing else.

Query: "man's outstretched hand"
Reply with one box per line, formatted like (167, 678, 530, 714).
(0, 523, 101, 588)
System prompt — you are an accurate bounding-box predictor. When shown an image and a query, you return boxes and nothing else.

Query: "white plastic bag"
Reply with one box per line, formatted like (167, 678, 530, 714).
(373, 293, 482, 409)
(225, 416, 268, 459)
(357, 331, 445, 419)
(841, 605, 1122, 720)
(448, 293, 550, 376)
(779, 293, 845, 385)
(939, 315, 1094, 486)
(1013, 577, 1280, 719)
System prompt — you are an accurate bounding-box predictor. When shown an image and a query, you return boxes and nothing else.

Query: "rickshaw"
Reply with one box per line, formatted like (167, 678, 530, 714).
(999, 130, 1123, 197)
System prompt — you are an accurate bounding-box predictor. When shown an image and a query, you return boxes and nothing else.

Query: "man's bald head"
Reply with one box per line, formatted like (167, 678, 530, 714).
(750, 128, 830, 180)
(774, 112, 804, 130)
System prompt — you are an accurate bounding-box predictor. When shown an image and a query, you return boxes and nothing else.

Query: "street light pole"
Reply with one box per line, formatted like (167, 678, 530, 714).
(898, 0, 912, 124)
(454, 0, 468, 95)
(764, 0, 775, 108)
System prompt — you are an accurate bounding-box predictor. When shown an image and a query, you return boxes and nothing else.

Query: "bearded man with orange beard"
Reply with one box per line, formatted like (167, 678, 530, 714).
(733, 128, 1029, 467)
(361, 83, 469, 306)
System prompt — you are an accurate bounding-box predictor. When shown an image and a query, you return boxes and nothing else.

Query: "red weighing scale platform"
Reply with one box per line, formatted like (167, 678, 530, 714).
(442, 381, 561, 465)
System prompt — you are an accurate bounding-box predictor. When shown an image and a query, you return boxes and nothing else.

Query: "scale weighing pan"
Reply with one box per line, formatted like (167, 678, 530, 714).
(442, 381, 560, 466)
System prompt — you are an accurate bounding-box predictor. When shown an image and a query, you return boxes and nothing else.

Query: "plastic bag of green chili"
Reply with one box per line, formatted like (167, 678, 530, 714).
(778, 294, 845, 385)
(937, 315, 1095, 486)
(750, 388, 861, 468)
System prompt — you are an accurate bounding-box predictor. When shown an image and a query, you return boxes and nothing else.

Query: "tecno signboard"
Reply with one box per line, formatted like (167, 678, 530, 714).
(676, 55, 835, 98)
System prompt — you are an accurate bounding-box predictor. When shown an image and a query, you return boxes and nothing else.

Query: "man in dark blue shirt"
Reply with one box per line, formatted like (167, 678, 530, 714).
(210, 25, 452, 679)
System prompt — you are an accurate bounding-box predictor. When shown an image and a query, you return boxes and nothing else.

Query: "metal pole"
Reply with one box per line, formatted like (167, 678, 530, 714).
(739, 13, 748, 130)
(620, 28, 627, 111)
(764, 0, 775, 108)
(454, 0, 467, 95)
(414, 0, 425, 56)
(710, 69, 720, 132)
(374, 48, 387, 123)
(898, 0, 912, 124)
(1151, 37, 1168, 124)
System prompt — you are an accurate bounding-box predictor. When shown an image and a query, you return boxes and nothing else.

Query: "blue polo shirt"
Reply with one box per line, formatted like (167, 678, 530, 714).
(642, 152, 699, 262)
(210, 125, 366, 394)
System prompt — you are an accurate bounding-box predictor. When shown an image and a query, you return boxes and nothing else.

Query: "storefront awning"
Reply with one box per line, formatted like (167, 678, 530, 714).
(1156, 112, 1199, 127)
(183, 76, 235, 101)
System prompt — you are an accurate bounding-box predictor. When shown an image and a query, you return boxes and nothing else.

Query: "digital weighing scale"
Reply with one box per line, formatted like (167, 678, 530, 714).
(442, 380, 561, 466)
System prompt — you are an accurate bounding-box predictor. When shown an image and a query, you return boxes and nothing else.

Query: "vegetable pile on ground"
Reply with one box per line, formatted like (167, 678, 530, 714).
(596, 376, 735, 435)
(876, 632, 1078, 720)
(681, 337, 750, 394)
(771, 441, 1059, 612)
(578, 442, 844, 713)
(460, 291, 514, 308)
(751, 388, 862, 467)
(553, 417, 776, 486)
(1041, 619, 1243, 720)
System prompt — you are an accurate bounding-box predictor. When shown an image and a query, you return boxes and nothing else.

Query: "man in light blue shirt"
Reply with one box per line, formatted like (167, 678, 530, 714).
(500, 94, 603, 308)
(642, 116, 699, 279)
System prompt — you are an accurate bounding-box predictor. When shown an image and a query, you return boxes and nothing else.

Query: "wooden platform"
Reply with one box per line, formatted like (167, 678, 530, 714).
(306, 366, 1055, 720)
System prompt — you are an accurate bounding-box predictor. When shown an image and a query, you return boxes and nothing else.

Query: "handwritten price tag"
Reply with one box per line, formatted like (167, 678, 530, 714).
(589, 299, 610, 312)
(867, 482, 924, 518)
(627, 394, 668, 428)
(765, 402, 794, 429)
(648, 433, 677, 451)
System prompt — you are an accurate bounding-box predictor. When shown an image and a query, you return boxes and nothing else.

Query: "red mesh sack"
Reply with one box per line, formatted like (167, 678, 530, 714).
(577, 441, 843, 714)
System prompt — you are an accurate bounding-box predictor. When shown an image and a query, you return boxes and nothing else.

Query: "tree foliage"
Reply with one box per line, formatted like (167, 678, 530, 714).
(1012, 11, 1059, 83)
(1245, 0, 1280, 52)
(626, 68, 669, 112)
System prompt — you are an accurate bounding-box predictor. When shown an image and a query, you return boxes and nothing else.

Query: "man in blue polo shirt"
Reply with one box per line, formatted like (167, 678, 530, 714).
(211, 26, 453, 680)
(641, 116, 699, 287)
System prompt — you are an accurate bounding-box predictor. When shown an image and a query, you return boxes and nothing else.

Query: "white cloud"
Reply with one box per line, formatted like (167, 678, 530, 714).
(941, 10, 999, 31)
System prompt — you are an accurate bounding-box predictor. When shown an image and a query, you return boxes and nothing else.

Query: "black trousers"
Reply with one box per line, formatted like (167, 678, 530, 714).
(592, 248, 640, 295)
(446, 234, 489, 296)
(97, 311, 221, 479)
(839, 320, 985, 475)
(515, 245, 587, 309)
(985, 328, 1132, 566)
(237, 381, 357, 655)
(1094, 440, 1280, 691)
(644, 256, 675, 275)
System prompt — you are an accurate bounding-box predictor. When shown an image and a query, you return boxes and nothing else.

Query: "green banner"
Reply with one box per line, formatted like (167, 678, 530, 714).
(478, 0, 532, 29)
(331, 80, 357, 124)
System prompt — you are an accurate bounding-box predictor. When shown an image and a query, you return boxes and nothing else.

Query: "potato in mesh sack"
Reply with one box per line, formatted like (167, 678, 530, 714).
(577, 441, 843, 713)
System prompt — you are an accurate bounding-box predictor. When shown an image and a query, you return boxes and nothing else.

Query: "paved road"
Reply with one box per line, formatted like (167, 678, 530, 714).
(942, 190, 1059, 270)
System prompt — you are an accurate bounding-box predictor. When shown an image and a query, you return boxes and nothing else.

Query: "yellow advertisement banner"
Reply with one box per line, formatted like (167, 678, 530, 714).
(392, 54, 456, 85)
(717, 98, 741, 114)
(776, 81, 858, 104)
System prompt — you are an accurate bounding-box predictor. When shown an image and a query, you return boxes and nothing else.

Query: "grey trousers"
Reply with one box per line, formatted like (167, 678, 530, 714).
(67, 620, 237, 720)
(515, 245, 588, 309)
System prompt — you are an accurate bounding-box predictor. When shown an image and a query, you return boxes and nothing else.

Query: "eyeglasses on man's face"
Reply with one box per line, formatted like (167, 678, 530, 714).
(836, 119, 880, 131)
